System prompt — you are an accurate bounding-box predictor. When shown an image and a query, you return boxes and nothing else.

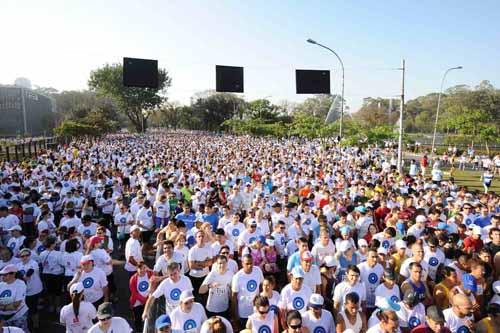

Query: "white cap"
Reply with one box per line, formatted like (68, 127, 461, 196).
(8, 225, 22, 232)
(180, 289, 195, 303)
(323, 256, 338, 268)
(309, 293, 324, 307)
(339, 240, 352, 252)
(395, 239, 407, 250)
(416, 215, 426, 223)
(130, 225, 141, 233)
(80, 255, 94, 264)
(472, 226, 482, 235)
(0, 264, 17, 275)
(291, 266, 305, 279)
(493, 280, 500, 294)
(70, 282, 84, 294)
(357, 239, 368, 247)
(377, 247, 388, 255)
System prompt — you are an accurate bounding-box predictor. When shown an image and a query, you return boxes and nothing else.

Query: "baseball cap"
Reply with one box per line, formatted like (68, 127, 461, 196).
(437, 222, 449, 231)
(0, 265, 17, 275)
(180, 289, 195, 303)
(70, 282, 84, 294)
(18, 248, 31, 256)
(357, 239, 368, 248)
(339, 240, 352, 252)
(265, 238, 275, 246)
(395, 240, 407, 250)
(130, 225, 141, 233)
(300, 251, 313, 262)
(89, 236, 104, 248)
(472, 226, 482, 236)
(462, 273, 478, 293)
(340, 226, 351, 235)
(80, 255, 94, 264)
(416, 215, 426, 223)
(426, 305, 445, 323)
(377, 247, 388, 255)
(96, 302, 113, 320)
(155, 314, 172, 329)
(8, 225, 22, 232)
(308, 293, 324, 308)
(291, 266, 305, 279)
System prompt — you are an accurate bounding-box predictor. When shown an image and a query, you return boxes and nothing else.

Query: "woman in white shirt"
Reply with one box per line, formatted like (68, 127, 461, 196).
(39, 235, 64, 314)
(60, 282, 97, 333)
(61, 239, 83, 294)
(16, 248, 43, 330)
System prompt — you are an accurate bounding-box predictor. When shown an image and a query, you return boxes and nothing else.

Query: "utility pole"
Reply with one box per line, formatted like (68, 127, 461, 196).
(397, 59, 405, 174)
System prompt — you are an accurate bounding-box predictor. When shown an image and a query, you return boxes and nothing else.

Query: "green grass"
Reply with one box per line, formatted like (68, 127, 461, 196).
(443, 169, 499, 192)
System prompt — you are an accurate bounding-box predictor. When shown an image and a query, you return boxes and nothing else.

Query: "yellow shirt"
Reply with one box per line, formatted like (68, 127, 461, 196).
(392, 253, 407, 275)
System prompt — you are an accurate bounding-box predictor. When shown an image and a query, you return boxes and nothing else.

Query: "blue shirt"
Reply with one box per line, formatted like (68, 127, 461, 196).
(474, 215, 491, 228)
(175, 212, 196, 229)
(287, 252, 301, 271)
(202, 213, 219, 231)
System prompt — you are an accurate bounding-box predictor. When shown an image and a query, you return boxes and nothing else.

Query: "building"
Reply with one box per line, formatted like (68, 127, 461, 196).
(0, 85, 56, 137)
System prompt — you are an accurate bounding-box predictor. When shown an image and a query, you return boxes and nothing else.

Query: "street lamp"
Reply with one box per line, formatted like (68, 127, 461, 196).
(307, 38, 345, 138)
(431, 66, 462, 155)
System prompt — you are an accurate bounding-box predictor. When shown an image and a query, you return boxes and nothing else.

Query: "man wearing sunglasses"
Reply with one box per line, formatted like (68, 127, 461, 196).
(88, 302, 132, 333)
(302, 293, 335, 333)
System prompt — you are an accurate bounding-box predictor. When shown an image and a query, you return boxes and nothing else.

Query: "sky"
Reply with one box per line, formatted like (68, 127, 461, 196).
(1, 0, 500, 112)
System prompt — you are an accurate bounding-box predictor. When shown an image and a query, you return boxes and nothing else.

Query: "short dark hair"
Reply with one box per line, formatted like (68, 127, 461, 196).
(345, 292, 360, 304)
(347, 265, 360, 275)
(286, 310, 302, 324)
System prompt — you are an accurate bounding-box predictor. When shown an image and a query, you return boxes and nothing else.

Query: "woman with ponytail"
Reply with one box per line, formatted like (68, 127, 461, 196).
(59, 282, 97, 333)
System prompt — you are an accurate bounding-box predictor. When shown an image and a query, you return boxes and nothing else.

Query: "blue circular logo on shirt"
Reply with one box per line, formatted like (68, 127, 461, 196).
(304, 219, 311, 225)
(270, 304, 279, 315)
(409, 316, 421, 328)
(259, 326, 272, 333)
(0, 290, 12, 298)
(170, 288, 181, 301)
(382, 240, 390, 249)
(82, 277, 94, 288)
(247, 280, 257, 292)
(281, 237, 286, 245)
(232, 229, 240, 237)
(368, 273, 378, 284)
(120, 217, 126, 224)
(147, 211, 152, 217)
(37, 245, 45, 254)
(138, 281, 149, 292)
(84, 229, 91, 236)
(8, 242, 15, 250)
(465, 219, 472, 225)
(293, 297, 305, 310)
(314, 327, 326, 333)
(184, 319, 197, 330)
(390, 295, 399, 303)
(429, 257, 439, 266)
(249, 237, 256, 244)
(457, 326, 470, 333)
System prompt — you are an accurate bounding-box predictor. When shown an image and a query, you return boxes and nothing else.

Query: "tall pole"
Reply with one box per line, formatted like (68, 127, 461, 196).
(431, 66, 462, 155)
(397, 59, 405, 174)
(307, 39, 345, 138)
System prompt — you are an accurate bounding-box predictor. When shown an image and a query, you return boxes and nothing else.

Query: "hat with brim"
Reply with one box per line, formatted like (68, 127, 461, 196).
(96, 302, 113, 320)
(155, 314, 172, 329)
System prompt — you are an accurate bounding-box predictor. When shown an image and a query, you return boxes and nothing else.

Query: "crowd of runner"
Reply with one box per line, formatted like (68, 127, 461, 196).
(0, 131, 498, 333)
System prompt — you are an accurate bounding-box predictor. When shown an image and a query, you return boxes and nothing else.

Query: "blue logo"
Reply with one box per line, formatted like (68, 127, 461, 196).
(249, 237, 256, 244)
(170, 288, 181, 301)
(8, 242, 15, 250)
(84, 229, 91, 236)
(409, 316, 421, 328)
(281, 237, 286, 245)
(270, 304, 279, 315)
(382, 240, 390, 249)
(390, 295, 399, 303)
(457, 326, 470, 333)
(247, 280, 257, 292)
(82, 277, 94, 288)
(465, 219, 472, 225)
(138, 281, 149, 292)
(258, 326, 272, 333)
(304, 219, 311, 225)
(232, 229, 240, 237)
(368, 273, 378, 284)
(429, 257, 439, 266)
(184, 319, 197, 330)
(314, 328, 326, 333)
(37, 245, 45, 254)
(293, 297, 305, 310)
(147, 211, 152, 217)
(120, 217, 126, 224)
(0, 290, 12, 298)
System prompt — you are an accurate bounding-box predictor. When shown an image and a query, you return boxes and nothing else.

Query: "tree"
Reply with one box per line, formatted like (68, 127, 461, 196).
(88, 63, 172, 132)
(354, 97, 399, 127)
(243, 99, 278, 121)
(190, 92, 244, 131)
(294, 94, 341, 119)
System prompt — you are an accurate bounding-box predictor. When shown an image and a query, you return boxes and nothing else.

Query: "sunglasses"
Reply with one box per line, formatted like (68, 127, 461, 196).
(258, 309, 269, 314)
(20, 254, 30, 258)
(220, 252, 229, 255)
(290, 323, 302, 329)
(99, 317, 111, 322)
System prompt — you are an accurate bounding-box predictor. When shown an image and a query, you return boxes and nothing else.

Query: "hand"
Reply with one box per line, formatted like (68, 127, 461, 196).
(142, 312, 148, 321)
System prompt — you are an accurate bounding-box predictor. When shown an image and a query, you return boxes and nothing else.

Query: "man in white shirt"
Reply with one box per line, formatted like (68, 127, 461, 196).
(124, 226, 143, 276)
(170, 290, 207, 333)
(188, 230, 213, 302)
(302, 294, 335, 333)
(88, 302, 132, 333)
(333, 265, 367, 314)
(358, 248, 384, 311)
(68, 255, 109, 308)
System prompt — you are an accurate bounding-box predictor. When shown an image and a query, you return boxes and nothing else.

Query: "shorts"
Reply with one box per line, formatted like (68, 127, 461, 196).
(43, 273, 63, 296)
(141, 230, 153, 243)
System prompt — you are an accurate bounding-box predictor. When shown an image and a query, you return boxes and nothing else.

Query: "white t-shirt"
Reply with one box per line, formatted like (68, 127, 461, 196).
(154, 201, 170, 218)
(248, 311, 275, 333)
(188, 245, 213, 278)
(88, 317, 132, 333)
(77, 222, 98, 238)
(153, 252, 185, 276)
(124, 237, 143, 272)
(333, 281, 367, 311)
(231, 267, 264, 318)
(201, 269, 234, 313)
(39, 249, 64, 275)
(303, 309, 336, 333)
(15, 259, 43, 296)
(0, 279, 28, 320)
(423, 248, 445, 281)
(279, 283, 313, 314)
(358, 262, 384, 308)
(90, 249, 112, 276)
(61, 251, 83, 277)
(76, 267, 108, 303)
(224, 222, 246, 243)
(114, 212, 133, 234)
(399, 258, 429, 282)
(311, 240, 336, 264)
(396, 302, 425, 329)
(443, 308, 473, 333)
(136, 207, 154, 230)
(152, 275, 193, 315)
(375, 283, 401, 306)
(170, 302, 207, 333)
(60, 301, 97, 333)
(302, 265, 321, 292)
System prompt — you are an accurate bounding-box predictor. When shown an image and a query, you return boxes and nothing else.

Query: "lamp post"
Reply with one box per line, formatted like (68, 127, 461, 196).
(307, 38, 345, 138)
(431, 66, 462, 155)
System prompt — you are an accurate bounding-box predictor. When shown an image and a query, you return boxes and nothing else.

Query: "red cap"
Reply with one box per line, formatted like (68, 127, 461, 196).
(89, 236, 104, 248)
(300, 251, 313, 262)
